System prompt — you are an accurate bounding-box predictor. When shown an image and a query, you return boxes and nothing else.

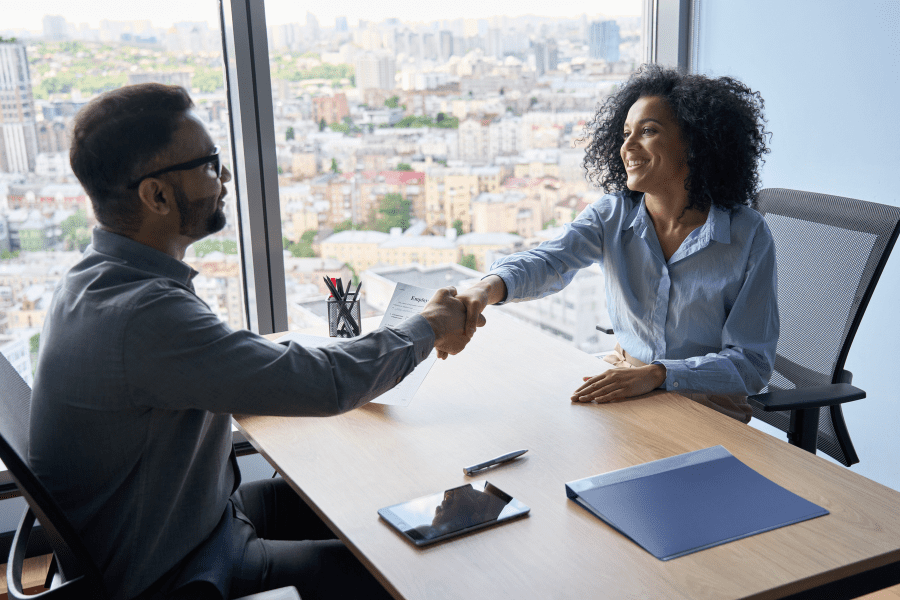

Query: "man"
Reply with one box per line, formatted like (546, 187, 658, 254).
(29, 83, 482, 600)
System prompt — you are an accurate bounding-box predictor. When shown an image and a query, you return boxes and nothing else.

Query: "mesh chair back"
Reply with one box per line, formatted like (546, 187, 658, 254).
(753, 188, 900, 465)
(0, 353, 106, 594)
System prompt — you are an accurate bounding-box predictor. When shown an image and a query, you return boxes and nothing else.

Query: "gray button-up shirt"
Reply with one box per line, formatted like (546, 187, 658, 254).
(29, 228, 434, 600)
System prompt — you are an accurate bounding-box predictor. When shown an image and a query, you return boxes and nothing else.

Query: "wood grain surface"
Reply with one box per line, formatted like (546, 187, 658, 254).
(243, 308, 900, 600)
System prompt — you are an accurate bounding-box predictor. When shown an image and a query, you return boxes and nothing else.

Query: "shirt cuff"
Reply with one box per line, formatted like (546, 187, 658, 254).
(390, 314, 436, 363)
(652, 359, 684, 391)
(484, 271, 512, 305)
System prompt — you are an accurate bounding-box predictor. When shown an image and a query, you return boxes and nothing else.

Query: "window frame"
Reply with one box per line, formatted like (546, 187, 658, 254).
(220, 0, 288, 335)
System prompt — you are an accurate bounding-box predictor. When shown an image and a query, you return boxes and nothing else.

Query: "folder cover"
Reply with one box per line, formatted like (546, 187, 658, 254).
(565, 446, 828, 560)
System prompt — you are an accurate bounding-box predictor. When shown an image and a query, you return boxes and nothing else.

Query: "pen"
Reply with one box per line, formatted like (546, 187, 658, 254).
(464, 449, 528, 476)
(324, 277, 360, 335)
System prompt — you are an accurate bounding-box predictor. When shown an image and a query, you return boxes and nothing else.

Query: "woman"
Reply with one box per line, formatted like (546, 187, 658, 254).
(457, 65, 778, 423)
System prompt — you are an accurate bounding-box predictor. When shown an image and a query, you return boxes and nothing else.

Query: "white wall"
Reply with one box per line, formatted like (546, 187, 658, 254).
(695, 0, 900, 489)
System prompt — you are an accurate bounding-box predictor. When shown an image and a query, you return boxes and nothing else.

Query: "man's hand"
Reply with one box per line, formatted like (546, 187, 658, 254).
(420, 287, 486, 359)
(571, 364, 667, 403)
(456, 275, 507, 337)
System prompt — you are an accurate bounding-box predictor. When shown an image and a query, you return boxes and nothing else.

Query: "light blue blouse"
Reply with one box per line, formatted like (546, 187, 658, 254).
(490, 192, 779, 396)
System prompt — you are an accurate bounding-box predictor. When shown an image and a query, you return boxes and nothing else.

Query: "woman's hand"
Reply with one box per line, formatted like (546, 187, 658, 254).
(571, 364, 667, 403)
(435, 276, 507, 359)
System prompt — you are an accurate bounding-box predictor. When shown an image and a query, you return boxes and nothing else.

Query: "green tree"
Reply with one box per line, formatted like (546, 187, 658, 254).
(396, 163, 412, 171)
(330, 158, 341, 174)
(289, 241, 315, 257)
(452, 219, 464, 237)
(192, 67, 223, 93)
(192, 239, 222, 257)
(61, 210, 91, 251)
(300, 229, 317, 243)
(29, 333, 40, 354)
(329, 122, 350, 133)
(0, 250, 20, 260)
(375, 193, 411, 232)
(459, 253, 477, 271)
(333, 219, 354, 233)
(319, 118, 327, 132)
(286, 126, 295, 141)
(435, 116, 459, 129)
(384, 95, 400, 108)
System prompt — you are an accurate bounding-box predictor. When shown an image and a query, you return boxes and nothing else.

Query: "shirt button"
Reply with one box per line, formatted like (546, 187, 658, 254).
(673, 381, 679, 388)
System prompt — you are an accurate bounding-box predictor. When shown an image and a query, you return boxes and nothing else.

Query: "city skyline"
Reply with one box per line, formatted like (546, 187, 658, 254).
(1, 0, 641, 30)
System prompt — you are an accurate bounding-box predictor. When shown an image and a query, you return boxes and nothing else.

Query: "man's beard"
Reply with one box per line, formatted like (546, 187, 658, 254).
(173, 186, 226, 238)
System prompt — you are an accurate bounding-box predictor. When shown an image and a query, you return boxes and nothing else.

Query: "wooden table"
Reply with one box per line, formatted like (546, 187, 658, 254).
(236, 308, 900, 600)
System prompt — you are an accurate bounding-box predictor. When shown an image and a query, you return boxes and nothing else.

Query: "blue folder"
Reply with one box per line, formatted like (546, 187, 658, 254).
(565, 446, 828, 560)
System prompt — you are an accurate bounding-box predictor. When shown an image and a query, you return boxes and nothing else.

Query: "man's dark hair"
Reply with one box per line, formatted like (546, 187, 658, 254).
(581, 64, 771, 213)
(70, 83, 194, 232)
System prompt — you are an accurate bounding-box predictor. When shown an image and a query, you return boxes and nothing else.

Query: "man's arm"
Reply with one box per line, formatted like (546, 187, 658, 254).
(123, 284, 476, 416)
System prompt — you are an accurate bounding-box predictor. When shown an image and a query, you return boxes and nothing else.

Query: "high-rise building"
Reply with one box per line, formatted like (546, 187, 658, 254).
(547, 39, 559, 71)
(0, 41, 38, 174)
(42, 15, 68, 40)
(355, 52, 395, 91)
(533, 42, 546, 77)
(439, 31, 453, 63)
(305, 12, 320, 41)
(588, 20, 621, 62)
(487, 28, 503, 59)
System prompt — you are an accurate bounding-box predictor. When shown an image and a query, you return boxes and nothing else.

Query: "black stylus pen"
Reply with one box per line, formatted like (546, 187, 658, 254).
(464, 449, 528, 476)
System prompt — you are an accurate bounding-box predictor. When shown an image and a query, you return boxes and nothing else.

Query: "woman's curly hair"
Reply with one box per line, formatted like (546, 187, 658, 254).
(582, 64, 771, 213)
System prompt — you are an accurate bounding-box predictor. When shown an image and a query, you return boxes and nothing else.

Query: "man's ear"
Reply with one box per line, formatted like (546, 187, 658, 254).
(136, 178, 172, 216)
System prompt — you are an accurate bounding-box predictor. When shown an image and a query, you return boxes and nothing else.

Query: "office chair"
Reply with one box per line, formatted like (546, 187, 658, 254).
(0, 353, 299, 600)
(747, 188, 900, 466)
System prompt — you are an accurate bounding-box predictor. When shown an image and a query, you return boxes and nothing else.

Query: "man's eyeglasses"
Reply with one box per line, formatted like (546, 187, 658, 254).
(127, 146, 221, 190)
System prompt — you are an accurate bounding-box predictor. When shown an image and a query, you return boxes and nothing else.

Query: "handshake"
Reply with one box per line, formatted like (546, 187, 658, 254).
(419, 275, 507, 360)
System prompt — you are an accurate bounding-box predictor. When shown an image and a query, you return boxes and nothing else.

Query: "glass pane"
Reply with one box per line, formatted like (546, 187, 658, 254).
(0, 4, 246, 382)
(263, 1, 642, 351)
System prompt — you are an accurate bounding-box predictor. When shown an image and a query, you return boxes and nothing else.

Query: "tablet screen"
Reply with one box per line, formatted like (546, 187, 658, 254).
(378, 481, 530, 545)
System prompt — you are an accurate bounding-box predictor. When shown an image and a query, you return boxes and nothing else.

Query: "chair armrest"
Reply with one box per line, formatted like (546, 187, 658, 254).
(235, 587, 301, 600)
(748, 383, 865, 412)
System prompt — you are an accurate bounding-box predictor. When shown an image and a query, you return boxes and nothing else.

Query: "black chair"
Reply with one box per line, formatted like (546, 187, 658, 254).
(0, 353, 299, 600)
(747, 188, 900, 466)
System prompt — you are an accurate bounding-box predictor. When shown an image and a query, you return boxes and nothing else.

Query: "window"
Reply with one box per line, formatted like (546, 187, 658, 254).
(0, 4, 245, 381)
(259, 0, 644, 348)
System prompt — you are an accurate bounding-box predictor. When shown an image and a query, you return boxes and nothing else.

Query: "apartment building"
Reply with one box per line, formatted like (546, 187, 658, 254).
(357, 170, 425, 224)
(423, 165, 503, 231)
(0, 41, 38, 174)
(312, 93, 349, 125)
(456, 231, 523, 272)
(319, 230, 391, 272)
(470, 191, 543, 238)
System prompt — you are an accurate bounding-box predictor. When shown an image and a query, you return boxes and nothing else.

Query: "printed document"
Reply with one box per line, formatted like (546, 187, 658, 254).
(276, 282, 437, 406)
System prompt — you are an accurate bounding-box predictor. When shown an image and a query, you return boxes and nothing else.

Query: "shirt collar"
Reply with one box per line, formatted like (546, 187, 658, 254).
(623, 194, 650, 236)
(89, 228, 198, 286)
(708, 206, 732, 244)
(622, 195, 732, 245)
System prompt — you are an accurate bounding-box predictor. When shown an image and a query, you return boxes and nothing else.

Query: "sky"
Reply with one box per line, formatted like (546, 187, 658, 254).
(2, 0, 641, 30)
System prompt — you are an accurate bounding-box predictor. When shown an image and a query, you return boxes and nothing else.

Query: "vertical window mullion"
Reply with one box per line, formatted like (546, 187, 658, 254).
(220, 0, 287, 334)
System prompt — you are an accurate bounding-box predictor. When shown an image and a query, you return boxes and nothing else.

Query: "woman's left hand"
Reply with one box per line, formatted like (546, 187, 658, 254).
(571, 364, 667, 403)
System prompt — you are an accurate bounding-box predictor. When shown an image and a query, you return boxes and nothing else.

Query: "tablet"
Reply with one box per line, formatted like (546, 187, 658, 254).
(378, 481, 530, 546)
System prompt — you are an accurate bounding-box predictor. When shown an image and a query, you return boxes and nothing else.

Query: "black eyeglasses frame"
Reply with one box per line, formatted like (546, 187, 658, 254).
(126, 146, 222, 190)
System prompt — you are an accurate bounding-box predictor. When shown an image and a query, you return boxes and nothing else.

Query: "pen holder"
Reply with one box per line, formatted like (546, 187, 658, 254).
(328, 297, 361, 338)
